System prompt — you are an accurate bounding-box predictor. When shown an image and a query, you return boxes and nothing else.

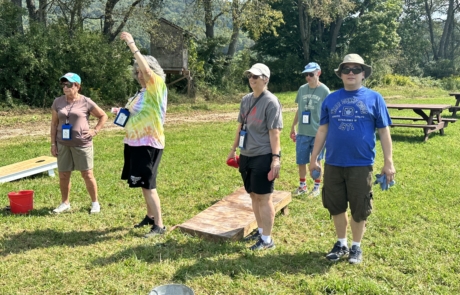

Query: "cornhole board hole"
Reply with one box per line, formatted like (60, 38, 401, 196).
(0, 156, 57, 183)
(178, 187, 291, 241)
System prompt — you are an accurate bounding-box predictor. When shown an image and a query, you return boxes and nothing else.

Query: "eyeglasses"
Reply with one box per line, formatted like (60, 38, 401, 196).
(341, 67, 364, 75)
(61, 82, 74, 88)
(304, 72, 316, 77)
(247, 74, 261, 79)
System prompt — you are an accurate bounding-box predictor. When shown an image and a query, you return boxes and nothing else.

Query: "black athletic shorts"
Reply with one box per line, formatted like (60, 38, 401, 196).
(239, 153, 274, 195)
(121, 144, 163, 189)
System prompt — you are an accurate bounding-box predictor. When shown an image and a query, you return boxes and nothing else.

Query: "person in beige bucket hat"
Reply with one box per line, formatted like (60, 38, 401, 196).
(334, 53, 372, 79)
(309, 53, 396, 264)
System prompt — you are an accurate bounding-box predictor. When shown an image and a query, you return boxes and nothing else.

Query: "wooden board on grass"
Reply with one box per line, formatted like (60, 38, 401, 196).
(178, 187, 291, 241)
(0, 156, 57, 183)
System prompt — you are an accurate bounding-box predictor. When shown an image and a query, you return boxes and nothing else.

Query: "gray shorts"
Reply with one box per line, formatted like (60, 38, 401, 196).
(322, 164, 373, 222)
(57, 142, 93, 172)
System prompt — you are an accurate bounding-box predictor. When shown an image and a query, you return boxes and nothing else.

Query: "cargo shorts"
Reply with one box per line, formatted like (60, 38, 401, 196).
(322, 164, 373, 222)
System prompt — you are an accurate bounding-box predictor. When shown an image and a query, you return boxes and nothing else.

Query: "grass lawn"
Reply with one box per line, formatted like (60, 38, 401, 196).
(1, 86, 459, 294)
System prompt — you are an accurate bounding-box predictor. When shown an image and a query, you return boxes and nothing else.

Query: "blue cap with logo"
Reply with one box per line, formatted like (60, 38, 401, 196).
(302, 62, 321, 73)
(60, 73, 81, 84)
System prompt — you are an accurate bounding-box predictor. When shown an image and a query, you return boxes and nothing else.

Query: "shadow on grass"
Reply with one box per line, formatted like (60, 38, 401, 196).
(91, 238, 333, 278)
(0, 227, 125, 256)
(380, 131, 446, 143)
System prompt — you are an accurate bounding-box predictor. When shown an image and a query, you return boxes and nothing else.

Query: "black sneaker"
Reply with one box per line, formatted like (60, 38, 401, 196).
(249, 237, 275, 251)
(326, 241, 349, 261)
(243, 230, 261, 242)
(348, 245, 363, 264)
(144, 225, 166, 238)
(134, 215, 155, 228)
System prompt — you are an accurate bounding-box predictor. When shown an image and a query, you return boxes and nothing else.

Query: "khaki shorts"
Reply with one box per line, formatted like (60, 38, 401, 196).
(57, 142, 94, 172)
(322, 164, 373, 222)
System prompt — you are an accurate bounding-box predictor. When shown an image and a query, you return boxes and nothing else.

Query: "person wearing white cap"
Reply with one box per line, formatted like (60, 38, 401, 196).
(290, 62, 330, 197)
(309, 54, 396, 264)
(227, 63, 283, 250)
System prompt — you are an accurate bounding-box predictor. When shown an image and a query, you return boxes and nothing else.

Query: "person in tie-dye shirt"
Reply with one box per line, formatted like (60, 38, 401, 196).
(117, 32, 168, 238)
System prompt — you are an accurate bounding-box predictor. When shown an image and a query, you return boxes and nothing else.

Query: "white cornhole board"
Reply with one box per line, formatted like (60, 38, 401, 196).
(0, 156, 57, 183)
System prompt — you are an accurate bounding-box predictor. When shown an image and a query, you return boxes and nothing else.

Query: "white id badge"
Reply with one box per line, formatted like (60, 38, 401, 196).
(62, 124, 72, 140)
(302, 111, 311, 124)
(114, 108, 130, 127)
(239, 130, 247, 149)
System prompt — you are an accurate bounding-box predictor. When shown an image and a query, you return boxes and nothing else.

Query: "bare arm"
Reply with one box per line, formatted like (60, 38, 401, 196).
(269, 128, 281, 178)
(290, 106, 299, 138)
(50, 109, 59, 157)
(89, 105, 108, 136)
(120, 32, 153, 81)
(378, 126, 395, 184)
(227, 123, 242, 161)
(309, 123, 328, 176)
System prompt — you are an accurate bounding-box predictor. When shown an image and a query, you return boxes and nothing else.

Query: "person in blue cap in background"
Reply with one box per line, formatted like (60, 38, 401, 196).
(50, 72, 108, 214)
(290, 62, 330, 197)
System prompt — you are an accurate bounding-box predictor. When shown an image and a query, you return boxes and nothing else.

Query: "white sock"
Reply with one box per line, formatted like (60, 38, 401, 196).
(352, 241, 361, 248)
(261, 235, 271, 243)
(258, 228, 263, 234)
(338, 238, 347, 247)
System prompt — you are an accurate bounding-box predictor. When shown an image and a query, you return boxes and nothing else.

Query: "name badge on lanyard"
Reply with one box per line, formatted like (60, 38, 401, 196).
(62, 123, 72, 140)
(114, 108, 130, 127)
(302, 111, 311, 124)
(239, 130, 247, 149)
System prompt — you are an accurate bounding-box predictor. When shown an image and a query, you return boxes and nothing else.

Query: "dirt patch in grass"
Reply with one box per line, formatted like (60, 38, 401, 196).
(0, 108, 296, 140)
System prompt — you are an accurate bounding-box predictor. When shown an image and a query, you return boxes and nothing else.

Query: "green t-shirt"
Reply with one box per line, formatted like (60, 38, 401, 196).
(295, 83, 330, 137)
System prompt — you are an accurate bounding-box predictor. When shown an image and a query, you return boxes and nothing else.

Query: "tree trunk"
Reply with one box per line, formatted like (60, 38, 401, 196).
(204, 0, 214, 38)
(103, 0, 119, 39)
(11, 0, 23, 33)
(329, 17, 343, 54)
(298, 0, 311, 63)
(424, 0, 438, 60)
(437, 0, 453, 59)
(226, 0, 240, 58)
(38, 0, 47, 25)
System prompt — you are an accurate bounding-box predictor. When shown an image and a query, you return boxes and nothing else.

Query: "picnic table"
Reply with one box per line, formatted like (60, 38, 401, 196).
(386, 103, 457, 141)
(448, 93, 460, 116)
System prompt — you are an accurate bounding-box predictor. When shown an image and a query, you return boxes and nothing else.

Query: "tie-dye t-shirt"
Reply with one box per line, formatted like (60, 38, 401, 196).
(123, 72, 167, 149)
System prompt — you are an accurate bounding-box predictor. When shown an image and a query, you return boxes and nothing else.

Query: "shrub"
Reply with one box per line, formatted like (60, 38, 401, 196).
(382, 74, 416, 87)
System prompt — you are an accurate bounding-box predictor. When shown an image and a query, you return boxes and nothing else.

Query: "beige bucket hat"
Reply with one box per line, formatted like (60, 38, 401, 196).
(334, 54, 372, 79)
(244, 63, 270, 78)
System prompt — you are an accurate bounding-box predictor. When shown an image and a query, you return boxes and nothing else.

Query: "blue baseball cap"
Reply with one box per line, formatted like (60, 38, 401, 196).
(302, 62, 321, 73)
(60, 72, 81, 84)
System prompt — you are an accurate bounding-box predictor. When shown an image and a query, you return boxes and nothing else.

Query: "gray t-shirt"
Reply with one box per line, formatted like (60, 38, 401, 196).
(52, 95, 97, 147)
(295, 83, 330, 137)
(237, 90, 283, 157)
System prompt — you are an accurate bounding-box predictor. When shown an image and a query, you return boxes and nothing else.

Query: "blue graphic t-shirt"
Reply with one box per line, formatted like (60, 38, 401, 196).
(320, 87, 392, 167)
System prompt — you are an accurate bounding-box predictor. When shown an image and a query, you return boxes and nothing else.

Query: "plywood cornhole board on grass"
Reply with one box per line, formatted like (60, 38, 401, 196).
(0, 156, 57, 183)
(178, 187, 292, 241)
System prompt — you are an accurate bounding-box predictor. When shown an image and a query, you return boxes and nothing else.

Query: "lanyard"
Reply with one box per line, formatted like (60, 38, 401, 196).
(243, 92, 264, 130)
(125, 89, 146, 109)
(305, 85, 318, 110)
(65, 95, 78, 124)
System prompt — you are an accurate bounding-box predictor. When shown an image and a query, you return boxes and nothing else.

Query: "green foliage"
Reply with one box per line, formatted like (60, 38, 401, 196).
(382, 74, 416, 87)
(0, 21, 136, 108)
(424, 59, 456, 79)
(0, 0, 24, 37)
(440, 76, 460, 91)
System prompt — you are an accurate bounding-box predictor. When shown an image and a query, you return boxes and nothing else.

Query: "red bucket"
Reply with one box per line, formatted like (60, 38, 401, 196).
(7, 190, 34, 214)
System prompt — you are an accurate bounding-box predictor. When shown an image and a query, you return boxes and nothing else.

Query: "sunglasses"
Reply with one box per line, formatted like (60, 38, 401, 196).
(304, 72, 316, 77)
(247, 74, 261, 80)
(341, 67, 364, 75)
(60, 82, 74, 88)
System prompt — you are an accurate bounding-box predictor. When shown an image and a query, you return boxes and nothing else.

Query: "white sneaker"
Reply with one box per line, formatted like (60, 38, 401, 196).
(293, 186, 308, 196)
(90, 202, 100, 214)
(53, 202, 70, 213)
(309, 188, 320, 197)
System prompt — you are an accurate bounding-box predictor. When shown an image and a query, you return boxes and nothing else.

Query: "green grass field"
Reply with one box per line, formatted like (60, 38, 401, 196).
(1, 86, 459, 294)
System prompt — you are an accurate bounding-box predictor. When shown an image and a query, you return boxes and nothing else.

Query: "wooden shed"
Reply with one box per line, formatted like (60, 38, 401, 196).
(150, 18, 194, 97)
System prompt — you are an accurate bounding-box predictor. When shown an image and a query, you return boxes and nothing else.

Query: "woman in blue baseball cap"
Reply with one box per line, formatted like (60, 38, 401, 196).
(50, 72, 108, 214)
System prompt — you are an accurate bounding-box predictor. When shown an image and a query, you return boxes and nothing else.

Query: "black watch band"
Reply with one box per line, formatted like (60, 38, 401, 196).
(272, 154, 281, 158)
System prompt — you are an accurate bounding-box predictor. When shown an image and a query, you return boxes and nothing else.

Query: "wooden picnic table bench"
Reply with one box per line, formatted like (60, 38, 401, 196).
(448, 93, 460, 116)
(0, 156, 57, 183)
(387, 103, 456, 141)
